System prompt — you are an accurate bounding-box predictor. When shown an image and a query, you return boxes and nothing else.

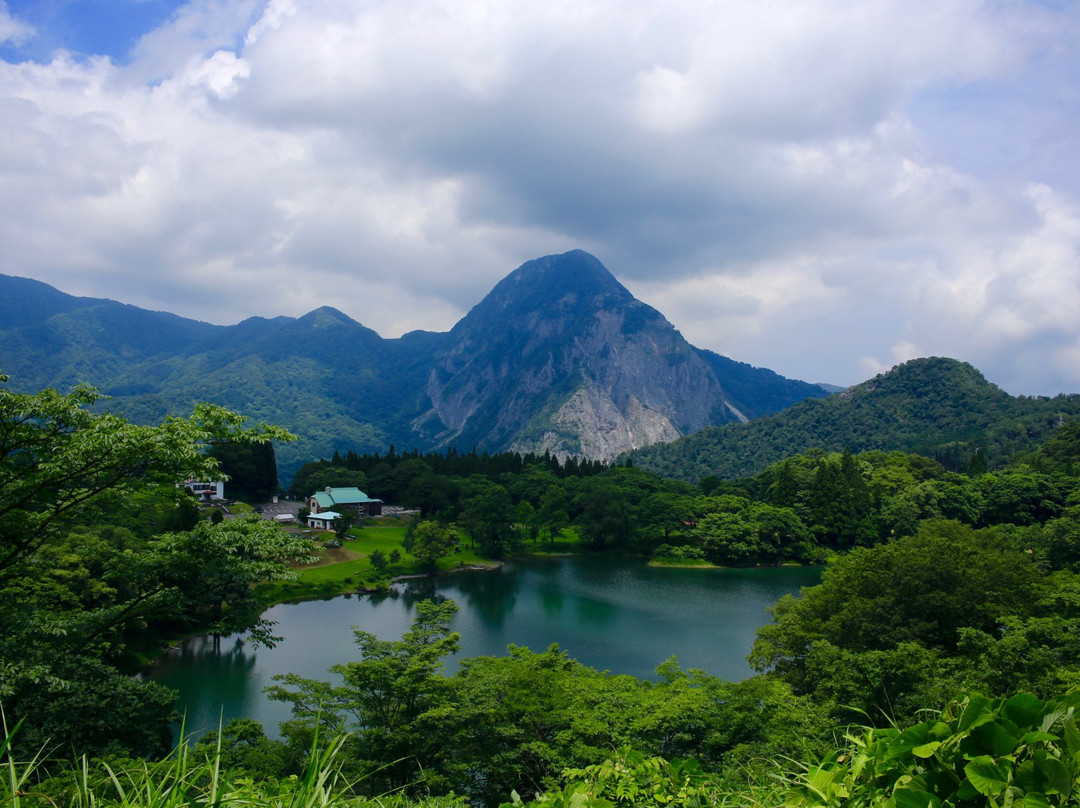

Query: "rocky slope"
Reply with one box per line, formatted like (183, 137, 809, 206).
(414, 251, 735, 459)
(0, 253, 828, 472)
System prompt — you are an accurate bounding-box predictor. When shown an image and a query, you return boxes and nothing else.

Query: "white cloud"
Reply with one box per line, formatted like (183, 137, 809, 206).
(0, 2, 33, 46)
(0, 0, 1079, 394)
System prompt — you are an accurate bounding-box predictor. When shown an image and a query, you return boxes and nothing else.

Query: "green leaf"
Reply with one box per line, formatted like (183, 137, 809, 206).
(912, 742, 941, 759)
(1015, 760, 1044, 794)
(1004, 693, 1046, 729)
(958, 694, 997, 733)
(890, 722, 935, 759)
(889, 788, 942, 808)
(1021, 731, 1060, 745)
(1063, 720, 1080, 762)
(971, 721, 1021, 757)
(1035, 757, 1073, 797)
(965, 756, 1012, 796)
(1019, 793, 1051, 808)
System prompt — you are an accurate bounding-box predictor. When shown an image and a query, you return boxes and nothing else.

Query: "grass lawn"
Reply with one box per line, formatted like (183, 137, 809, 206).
(647, 557, 718, 568)
(257, 523, 500, 604)
(521, 526, 587, 555)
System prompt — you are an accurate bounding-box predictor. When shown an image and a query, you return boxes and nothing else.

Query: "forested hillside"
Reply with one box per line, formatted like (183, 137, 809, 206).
(630, 356, 1080, 481)
(0, 255, 829, 477)
(6, 368, 1080, 808)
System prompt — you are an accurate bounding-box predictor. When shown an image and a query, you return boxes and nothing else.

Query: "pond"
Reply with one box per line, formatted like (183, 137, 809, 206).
(148, 556, 820, 736)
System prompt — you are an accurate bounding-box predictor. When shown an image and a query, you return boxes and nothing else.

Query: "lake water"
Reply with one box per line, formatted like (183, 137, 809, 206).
(148, 556, 820, 737)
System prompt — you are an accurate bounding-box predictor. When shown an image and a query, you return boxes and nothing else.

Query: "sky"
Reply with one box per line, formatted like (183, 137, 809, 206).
(1, 0, 1079, 395)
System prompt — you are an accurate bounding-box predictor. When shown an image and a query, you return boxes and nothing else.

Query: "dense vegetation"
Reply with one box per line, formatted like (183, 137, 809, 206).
(0, 264, 825, 482)
(6, 369, 1080, 807)
(630, 357, 1080, 481)
(0, 374, 312, 757)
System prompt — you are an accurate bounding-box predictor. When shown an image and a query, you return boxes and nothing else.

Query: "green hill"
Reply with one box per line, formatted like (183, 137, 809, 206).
(629, 357, 1080, 481)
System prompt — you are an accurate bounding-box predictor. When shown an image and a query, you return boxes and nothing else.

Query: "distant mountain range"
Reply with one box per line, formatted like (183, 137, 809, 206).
(0, 251, 830, 477)
(629, 356, 1080, 480)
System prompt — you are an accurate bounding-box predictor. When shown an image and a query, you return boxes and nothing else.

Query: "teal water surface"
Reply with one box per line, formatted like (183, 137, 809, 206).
(148, 556, 820, 737)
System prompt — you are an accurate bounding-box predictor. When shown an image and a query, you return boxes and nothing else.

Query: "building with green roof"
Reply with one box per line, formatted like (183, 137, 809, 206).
(307, 486, 383, 516)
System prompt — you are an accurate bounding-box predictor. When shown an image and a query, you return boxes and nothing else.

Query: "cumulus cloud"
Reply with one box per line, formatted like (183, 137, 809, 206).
(0, 0, 1078, 394)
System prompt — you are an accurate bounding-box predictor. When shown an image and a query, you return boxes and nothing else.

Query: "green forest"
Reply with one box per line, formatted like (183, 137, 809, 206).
(5, 371, 1080, 808)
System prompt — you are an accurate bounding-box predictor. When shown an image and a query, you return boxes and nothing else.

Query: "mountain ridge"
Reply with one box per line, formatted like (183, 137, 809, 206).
(628, 356, 1080, 481)
(0, 253, 831, 475)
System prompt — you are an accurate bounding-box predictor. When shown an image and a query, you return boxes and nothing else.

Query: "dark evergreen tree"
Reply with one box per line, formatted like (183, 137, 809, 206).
(210, 441, 279, 502)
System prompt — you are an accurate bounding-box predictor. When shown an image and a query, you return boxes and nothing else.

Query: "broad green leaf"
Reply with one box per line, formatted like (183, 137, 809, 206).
(971, 721, 1021, 757)
(1035, 757, 1073, 797)
(890, 723, 935, 759)
(958, 695, 997, 733)
(1014, 760, 1044, 794)
(1005, 693, 1046, 729)
(889, 788, 942, 808)
(1063, 720, 1080, 762)
(1020, 793, 1051, 808)
(1021, 731, 1060, 745)
(965, 756, 1011, 796)
(912, 742, 941, 759)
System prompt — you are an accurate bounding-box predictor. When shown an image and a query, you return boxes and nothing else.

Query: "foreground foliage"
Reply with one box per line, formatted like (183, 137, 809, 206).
(9, 687, 1080, 808)
(0, 374, 311, 757)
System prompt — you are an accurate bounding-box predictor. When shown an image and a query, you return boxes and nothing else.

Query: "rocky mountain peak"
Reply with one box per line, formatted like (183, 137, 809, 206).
(467, 250, 635, 320)
(418, 251, 733, 460)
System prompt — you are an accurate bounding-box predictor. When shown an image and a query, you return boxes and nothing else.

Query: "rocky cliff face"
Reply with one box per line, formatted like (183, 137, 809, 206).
(0, 256, 828, 473)
(413, 250, 735, 460)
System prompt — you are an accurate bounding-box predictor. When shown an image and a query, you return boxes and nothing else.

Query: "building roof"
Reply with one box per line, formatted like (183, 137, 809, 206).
(312, 487, 382, 508)
(307, 510, 341, 522)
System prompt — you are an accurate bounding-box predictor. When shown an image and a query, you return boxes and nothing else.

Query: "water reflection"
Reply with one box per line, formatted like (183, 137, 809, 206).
(149, 558, 820, 738)
(441, 565, 524, 630)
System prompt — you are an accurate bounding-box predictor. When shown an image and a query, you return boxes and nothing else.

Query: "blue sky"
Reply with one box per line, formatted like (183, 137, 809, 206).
(0, 0, 187, 62)
(1, 0, 1079, 396)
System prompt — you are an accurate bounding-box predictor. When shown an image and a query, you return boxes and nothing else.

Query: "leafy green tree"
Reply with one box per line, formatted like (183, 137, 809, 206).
(642, 492, 693, 542)
(749, 502, 811, 561)
(695, 511, 757, 565)
(267, 599, 461, 794)
(537, 485, 569, 544)
(575, 479, 634, 550)
(809, 450, 874, 546)
(403, 520, 459, 573)
(464, 485, 517, 557)
(0, 373, 304, 757)
(191, 718, 292, 780)
(368, 548, 387, 571)
(979, 469, 1066, 526)
(751, 520, 1044, 721)
(333, 509, 357, 539)
(514, 500, 538, 542)
(404, 472, 461, 518)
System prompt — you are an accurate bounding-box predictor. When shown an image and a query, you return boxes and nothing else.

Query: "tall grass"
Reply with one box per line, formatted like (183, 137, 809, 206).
(0, 719, 466, 808)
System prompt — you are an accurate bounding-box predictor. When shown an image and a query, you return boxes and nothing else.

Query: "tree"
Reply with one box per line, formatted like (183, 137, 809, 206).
(537, 485, 569, 544)
(575, 479, 634, 550)
(750, 520, 1044, 720)
(402, 519, 459, 573)
(333, 509, 357, 539)
(464, 485, 517, 558)
(209, 440, 279, 502)
(368, 548, 388, 571)
(0, 373, 305, 757)
(1, 378, 286, 577)
(695, 511, 758, 565)
(642, 492, 693, 542)
(267, 599, 461, 793)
